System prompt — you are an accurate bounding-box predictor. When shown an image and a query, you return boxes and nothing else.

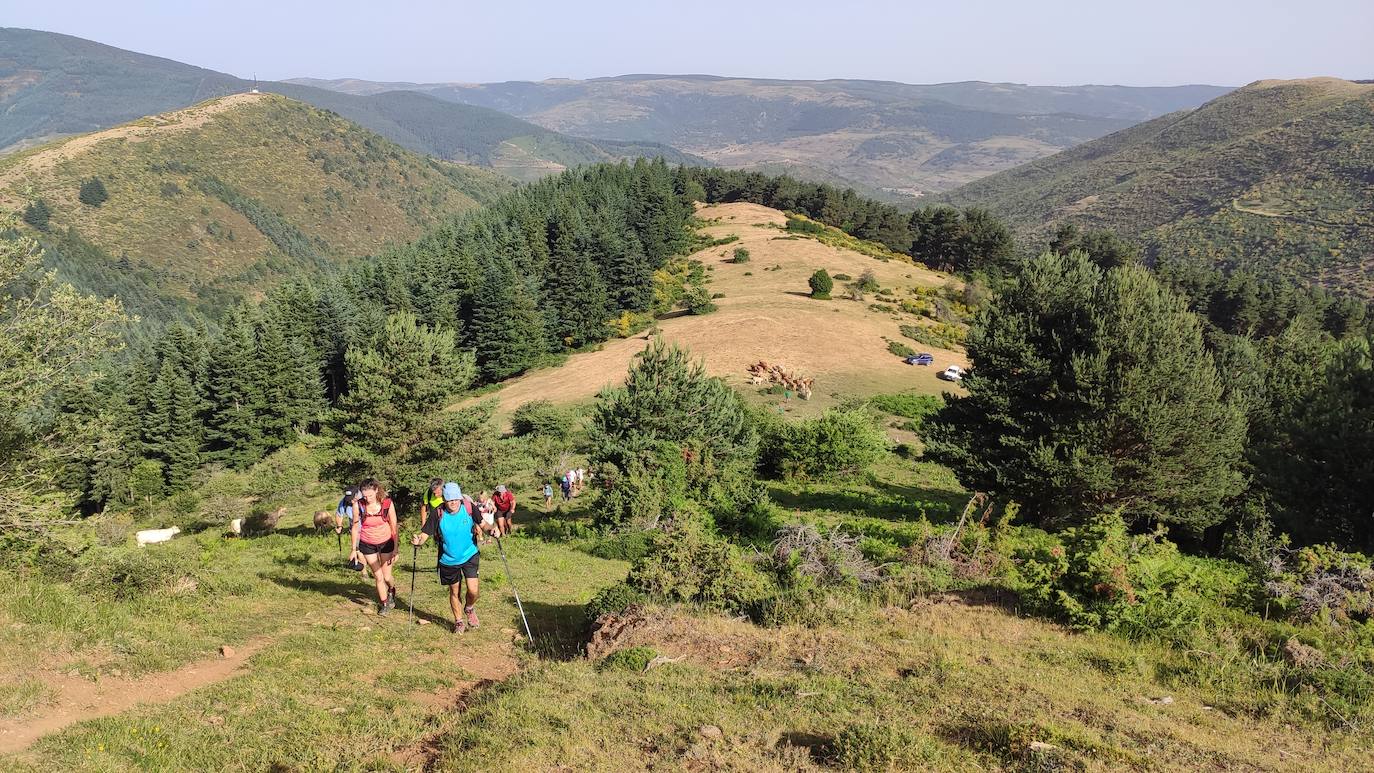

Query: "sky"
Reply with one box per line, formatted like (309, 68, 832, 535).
(6, 0, 1372, 86)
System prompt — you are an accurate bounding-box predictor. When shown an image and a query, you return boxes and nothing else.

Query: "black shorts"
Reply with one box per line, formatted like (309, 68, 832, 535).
(359, 539, 395, 556)
(438, 554, 480, 585)
(496, 510, 513, 521)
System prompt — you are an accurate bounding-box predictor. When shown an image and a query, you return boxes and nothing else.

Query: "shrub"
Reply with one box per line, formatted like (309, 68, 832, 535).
(834, 723, 944, 771)
(901, 323, 966, 350)
(598, 646, 658, 672)
(80, 547, 204, 601)
(871, 393, 944, 429)
(886, 340, 916, 358)
(731, 247, 751, 263)
(683, 286, 717, 315)
(855, 269, 880, 292)
(511, 400, 570, 439)
(759, 409, 889, 479)
(78, 178, 109, 207)
(21, 199, 51, 231)
(249, 445, 318, 508)
(1262, 544, 1374, 625)
(808, 269, 833, 299)
(626, 527, 773, 614)
(585, 581, 648, 621)
(832, 273, 853, 281)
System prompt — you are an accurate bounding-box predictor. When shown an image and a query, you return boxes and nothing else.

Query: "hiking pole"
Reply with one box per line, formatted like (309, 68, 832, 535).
(409, 543, 418, 623)
(494, 535, 534, 642)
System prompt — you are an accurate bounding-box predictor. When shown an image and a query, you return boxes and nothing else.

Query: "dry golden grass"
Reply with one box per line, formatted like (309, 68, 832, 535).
(478, 202, 968, 417)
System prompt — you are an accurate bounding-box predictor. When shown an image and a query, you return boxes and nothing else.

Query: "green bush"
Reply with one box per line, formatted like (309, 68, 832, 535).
(626, 527, 773, 614)
(22, 199, 51, 231)
(683, 286, 717, 315)
(886, 340, 916, 358)
(759, 409, 888, 480)
(900, 322, 966, 350)
(809, 269, 833, 299)
(833, 723, 946, 770)
(78, 178, 109, 207)
(598, 646, 658, 672)
(731, 247, 751, 263)
(249, 445, 319, 508)
(78, 547, 204, 601)
(510, 399, 571, 439)
(832, 273, 853, 281)
(855, 269, 880, 292)
(585, 581, 648, 621)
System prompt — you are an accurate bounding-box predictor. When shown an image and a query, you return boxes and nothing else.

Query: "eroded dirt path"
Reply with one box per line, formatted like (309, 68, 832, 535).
(0, 636, 271, 755)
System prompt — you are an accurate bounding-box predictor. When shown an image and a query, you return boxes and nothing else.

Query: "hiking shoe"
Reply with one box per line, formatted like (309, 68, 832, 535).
(377, 603, 389, 617)
(465, 607, 480, 629)
(387, 586, 397, 608)
(452, 620, 467, 635)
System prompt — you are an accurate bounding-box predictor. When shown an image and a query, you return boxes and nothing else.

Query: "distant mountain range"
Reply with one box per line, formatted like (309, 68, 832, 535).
(290, 74, 1233, 198)
(0, 28, 703, 181)
(0, 92, 510, 321)
(940, 78, 1374, 295)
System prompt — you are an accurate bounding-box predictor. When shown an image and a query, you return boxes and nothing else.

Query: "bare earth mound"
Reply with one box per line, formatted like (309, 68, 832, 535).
(480, 202, 967, 416)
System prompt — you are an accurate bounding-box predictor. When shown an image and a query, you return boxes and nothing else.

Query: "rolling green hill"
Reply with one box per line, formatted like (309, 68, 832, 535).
(940, 78, 1374, 294)
(0, 28, 704, 182)
(0, 92, 511, 320)
(293, 74, 1232, 197)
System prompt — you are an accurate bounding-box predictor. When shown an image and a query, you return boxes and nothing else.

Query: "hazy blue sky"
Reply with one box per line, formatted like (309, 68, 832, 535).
(7, 0, 1372, 86)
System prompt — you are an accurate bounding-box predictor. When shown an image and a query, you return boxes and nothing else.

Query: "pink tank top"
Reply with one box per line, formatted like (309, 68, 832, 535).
(358, 499, 394, 545)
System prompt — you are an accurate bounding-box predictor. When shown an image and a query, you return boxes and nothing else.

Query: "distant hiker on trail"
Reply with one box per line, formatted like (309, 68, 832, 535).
(576, 467, 586, 494)
(350, 478, 399, 615)
(560, 473, 572, 502)
(543, 482, 554, 510)
(477, 490, 497, 544)
(412, 482, 486, 634)
(493, 484, 516, 534)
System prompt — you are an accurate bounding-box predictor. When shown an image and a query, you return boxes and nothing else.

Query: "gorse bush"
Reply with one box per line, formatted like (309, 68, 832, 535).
(731, 246, 750, 263)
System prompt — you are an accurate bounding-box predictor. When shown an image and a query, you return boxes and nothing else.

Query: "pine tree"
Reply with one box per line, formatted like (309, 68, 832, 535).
(251, 318, 296, 451)
(472, 255, 546, 381)
(204, 307, 263, 467)
(78, 178, 109, 207)
(543, 211, 611, 348)
(924, 251, 1246, 533)
(329, 312, 477, 493)
(144, 357, 201, 491)
(22, 199, 51, 231)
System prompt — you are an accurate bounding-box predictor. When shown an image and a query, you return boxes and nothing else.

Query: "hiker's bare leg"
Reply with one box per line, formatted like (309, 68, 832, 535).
(379, 551, 396, 595)
(448, 582, 462, 624)
(463, 577, 480, 609)
(364, 553, 387, 604)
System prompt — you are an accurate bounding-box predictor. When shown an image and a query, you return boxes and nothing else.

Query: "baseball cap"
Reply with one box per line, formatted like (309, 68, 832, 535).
(443, 482, 463, 501)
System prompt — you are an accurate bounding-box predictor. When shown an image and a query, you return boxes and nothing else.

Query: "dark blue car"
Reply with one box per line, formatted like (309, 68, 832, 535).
(904, 353, 934, 366)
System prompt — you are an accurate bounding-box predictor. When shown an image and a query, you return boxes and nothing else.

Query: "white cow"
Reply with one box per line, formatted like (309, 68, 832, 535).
(135, 526, 181, 547)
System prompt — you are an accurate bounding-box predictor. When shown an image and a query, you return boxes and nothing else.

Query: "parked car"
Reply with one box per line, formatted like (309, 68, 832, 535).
(938, 365, 965, 382)
(904, 353, 934, 366)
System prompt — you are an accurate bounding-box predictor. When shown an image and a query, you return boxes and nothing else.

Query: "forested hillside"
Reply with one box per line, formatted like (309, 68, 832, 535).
(941, 78, 1374, 295)
(0, 28, 702, 180)
(295, 74, 1232, 197)
(1, 92, 510, 323)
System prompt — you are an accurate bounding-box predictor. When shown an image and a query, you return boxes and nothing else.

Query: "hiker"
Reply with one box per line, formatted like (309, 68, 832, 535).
(412, 482, 486, 634)
(493, 484, 516, 535)
(419, 477, 444, 532)
(543, 482, 554, 510)
(477, 490, 497, 544)
(559, 473, 572, 502)
(576, 467, 586, 494)
(350, 478, 399, 615)
(334, 488, 356, 533)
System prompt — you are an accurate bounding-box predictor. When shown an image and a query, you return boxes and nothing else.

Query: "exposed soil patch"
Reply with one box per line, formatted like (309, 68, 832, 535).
(0, 634, 271, 755)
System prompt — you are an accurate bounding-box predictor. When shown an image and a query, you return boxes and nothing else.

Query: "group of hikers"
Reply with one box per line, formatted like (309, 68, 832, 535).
(330, 470, 588, 634)
(332, 477, 516, 632)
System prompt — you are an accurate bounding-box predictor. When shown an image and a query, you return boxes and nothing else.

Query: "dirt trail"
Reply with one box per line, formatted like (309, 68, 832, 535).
(0, 635, 271, 755)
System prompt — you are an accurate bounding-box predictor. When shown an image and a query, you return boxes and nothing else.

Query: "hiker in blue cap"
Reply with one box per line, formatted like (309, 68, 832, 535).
(412, 482, 488, 633)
